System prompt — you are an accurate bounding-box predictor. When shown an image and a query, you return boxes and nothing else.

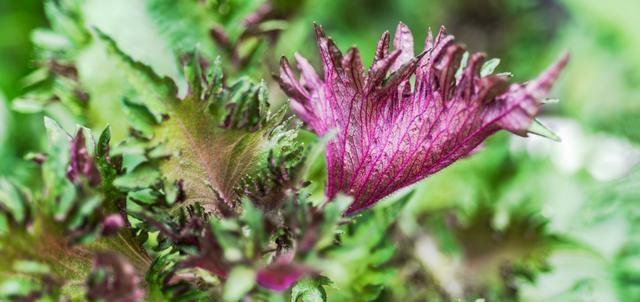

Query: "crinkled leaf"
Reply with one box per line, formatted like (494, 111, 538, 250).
(99, 34, 302, 216)
(95, 29, 177, 121)
(279, 23, 569, 214)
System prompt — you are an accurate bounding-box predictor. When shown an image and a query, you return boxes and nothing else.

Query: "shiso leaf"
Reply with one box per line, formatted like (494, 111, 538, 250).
(98, 32, 302, 215)
(279, 24, 568, 214)
(95, 29, 178, 121)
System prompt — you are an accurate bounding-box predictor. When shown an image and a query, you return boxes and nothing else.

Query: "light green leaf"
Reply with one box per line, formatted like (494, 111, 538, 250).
(0, 278, 38, 298)
(542, 98, 560, 104)
(291, 278, 329, 302)
(240, 199, 266, 257)
(315, 194, 352, 249)
(120, 97, 156, 138)
(11, 98, 45, 113)
(0, 179, 29, 225)
(527, 118, 561, 142)
(480, 58, 500, 77)
(95, 29, 177, 121)
(113, 164, 161, 190)
(13, 261, 51, 275)
(223, 266, 256, 302)
(455, 51, 470, 82)
(44, 116, 71, 143)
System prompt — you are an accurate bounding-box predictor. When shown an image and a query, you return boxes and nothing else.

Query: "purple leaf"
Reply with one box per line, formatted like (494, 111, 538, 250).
(390, 22, 414, 72)
(66, 130, 101, 187)
(87, 252, 145, 302)
(256, 262, 309, 291)
(279, 23, 569, 215)
(100, 213, 125, 236)
(174, 220, 230, 280)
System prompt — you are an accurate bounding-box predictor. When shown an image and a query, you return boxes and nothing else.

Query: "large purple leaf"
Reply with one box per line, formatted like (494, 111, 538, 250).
(279, 23, 569, 215)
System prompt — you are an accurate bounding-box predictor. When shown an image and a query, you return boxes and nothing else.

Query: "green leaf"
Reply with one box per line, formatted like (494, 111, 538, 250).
(120, 98, 157, 139)
(211, 219, 243, 262)
(113, 164, 161, 191)
(349, 191, 415, 249)
(240, 199, 266, 257)
(97, 28, 301, 216)
(291, 278, 329, 302)
(66, 195, 102, 230)
(0, 179, 29, 225)
(11, 98, 45, 113)
(316, 191, 414, 301)
(146, 0, 271, 75)
(13, 261, 51, 275)
(480, 58, 500, 77)
(43, 0, 90, 47)
(42, 117, 79, 218)
(184, 51, 203, 99)
(96, 126, 111, 160)
(44, 116, 71, 144)
(94, 127, 123, 205)
(95, 29, 177, 121)
(368, 244, 396, 266)
(316, 194, 351, 249)
(455, 51, 470, 82)
(527, 118, 561, 142)
(223, 266, 256, 301)
(147, 0, 218, 56)
(0, 278, 38, 299)
(53, 183, 76, 221)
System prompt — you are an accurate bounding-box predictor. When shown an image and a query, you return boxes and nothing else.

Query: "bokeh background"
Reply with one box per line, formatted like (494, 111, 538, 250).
(1, 0, 638, 301)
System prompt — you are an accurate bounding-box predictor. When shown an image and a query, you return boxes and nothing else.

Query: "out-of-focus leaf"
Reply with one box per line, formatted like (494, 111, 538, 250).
(480, 58, 501, 77)
(291, 278, 329, 302)
(223, 266, 256, 301)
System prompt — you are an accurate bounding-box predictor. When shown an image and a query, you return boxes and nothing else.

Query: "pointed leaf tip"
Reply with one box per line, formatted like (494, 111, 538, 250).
(526, 52, 570, 100)
(527, 119, 561, 142)
(542, 98, 560, 104)
(392, 21, 415, 72)
(313, 22, 326, 39)
(480, 58, 501, 77)
(373, 30, 391, 63)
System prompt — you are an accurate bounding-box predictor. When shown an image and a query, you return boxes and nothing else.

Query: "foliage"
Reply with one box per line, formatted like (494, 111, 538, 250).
(0, 0, 638, 301)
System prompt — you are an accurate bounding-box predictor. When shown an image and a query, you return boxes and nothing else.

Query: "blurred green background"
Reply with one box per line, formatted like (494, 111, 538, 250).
(1, 0, 638, 301)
